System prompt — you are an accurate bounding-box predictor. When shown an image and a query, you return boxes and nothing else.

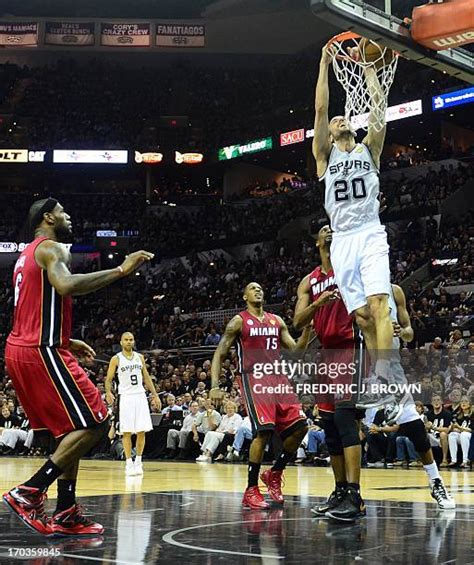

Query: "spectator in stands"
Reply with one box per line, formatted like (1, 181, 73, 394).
(448, 397, 472, 468)
(430, 337, 444, 352)
(165, 401, 200, 460)
(394, 428, 420, 467)
(444, 357, 466, 385)
(426, 394, 452, 467)
(191, 399, 221, 451)
(0, 404, 30, 455)
(196, 401, 242, 462)
(226, 416, 253, 462)
(161, 394, 183, 415)
(366, 409, 398, 468)
(204, 328, 221, 346)
(449, 329, 466, 349)
(415, 375, 434, 405)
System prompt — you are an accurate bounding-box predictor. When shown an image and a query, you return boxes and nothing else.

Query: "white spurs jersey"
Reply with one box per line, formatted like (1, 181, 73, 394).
(321, 143, 380, 233)
(116, 351, 145, 395)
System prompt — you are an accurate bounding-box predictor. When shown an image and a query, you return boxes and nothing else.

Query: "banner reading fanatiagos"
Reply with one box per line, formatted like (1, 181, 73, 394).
(100, 23, 151, 47)
(0, 22, 38, 46)
(156, 23, 205, 47)
(45, 22, 95, 46)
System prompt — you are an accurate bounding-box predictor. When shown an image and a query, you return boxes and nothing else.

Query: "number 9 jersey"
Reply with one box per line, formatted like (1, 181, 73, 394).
(321, 143, 380, 234)
(116, 352, 145, 395)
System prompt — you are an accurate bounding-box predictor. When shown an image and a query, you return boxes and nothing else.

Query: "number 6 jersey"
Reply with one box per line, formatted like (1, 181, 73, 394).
(8, 236, 72, 348)
(116, 352, 145, 395)
(321, 143, 380, 233)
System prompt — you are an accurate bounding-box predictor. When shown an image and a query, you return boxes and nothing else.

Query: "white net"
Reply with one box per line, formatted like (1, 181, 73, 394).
(329, 32, 399, 132)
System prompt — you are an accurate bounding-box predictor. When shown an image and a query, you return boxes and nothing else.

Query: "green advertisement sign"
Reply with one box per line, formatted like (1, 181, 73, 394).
(218, 136, 273, 161)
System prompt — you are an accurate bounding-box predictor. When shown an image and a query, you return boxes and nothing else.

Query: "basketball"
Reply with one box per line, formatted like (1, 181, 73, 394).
(359, 37, 395, 69)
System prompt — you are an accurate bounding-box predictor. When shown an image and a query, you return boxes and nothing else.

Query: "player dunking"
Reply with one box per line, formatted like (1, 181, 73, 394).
(313, 43, 396, 407)
(3, 197, 153, 536)
(211, 282, 311, 510)
(294, 225, 366, 522)
(105, 332, 161, 477)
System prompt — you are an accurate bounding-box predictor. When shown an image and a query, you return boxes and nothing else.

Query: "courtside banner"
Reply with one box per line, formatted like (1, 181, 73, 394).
(0, 22, 38, 46)
(100, 23, 151, 47)
(156, 23, 205, 47)
(53, 150, 128, 164)
(45, 22, 95, 46)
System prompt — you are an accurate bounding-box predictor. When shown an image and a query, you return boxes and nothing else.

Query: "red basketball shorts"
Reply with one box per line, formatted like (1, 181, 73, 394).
(5, 343, 108, 438)
(239, 373, 306, 437)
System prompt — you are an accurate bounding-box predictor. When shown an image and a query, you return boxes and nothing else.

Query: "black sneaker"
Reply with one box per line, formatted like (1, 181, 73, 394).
(311, 485, 346, 516)
(325, 488, 366, 522)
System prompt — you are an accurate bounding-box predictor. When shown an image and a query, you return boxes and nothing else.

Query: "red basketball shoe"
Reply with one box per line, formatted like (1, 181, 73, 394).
(50, 504, 104, 536)
(260, 469, 284, 504)
(3, 485, 52, 536)
(242, 486, 270, 510)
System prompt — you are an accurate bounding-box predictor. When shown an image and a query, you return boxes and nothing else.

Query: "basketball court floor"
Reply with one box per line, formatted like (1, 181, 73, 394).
(0, 458, 472, 563)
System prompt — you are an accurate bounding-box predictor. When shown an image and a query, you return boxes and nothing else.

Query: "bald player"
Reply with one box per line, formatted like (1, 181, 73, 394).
(105, 332, 161, 476)
(212, 282, 312, 510)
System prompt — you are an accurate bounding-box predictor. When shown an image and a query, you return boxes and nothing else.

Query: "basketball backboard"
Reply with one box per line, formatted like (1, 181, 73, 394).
(311, 0, 474, 84)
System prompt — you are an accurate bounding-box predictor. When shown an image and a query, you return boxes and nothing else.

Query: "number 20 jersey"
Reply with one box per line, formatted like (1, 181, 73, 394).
(116, 351, 145, 395)
(321, 143, 380, 233)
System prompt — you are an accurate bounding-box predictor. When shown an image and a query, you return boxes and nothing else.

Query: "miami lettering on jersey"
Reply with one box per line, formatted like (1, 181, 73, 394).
(310, 274, 336, 296)
(249, 327, 279, 337)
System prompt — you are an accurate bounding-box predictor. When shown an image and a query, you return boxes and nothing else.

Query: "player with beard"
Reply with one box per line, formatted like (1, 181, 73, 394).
(211, 282, 312, 509)
(294, 224, 366, 522)
(3, 198, 153, 536)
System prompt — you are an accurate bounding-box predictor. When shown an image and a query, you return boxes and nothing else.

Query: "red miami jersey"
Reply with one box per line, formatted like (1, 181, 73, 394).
(236, 310, 281, 377)
(7, 237, 72, 348)
(309, 266, 355, 348)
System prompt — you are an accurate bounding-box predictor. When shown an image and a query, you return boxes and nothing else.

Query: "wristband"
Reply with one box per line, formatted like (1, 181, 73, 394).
(116, 265, 124, 275)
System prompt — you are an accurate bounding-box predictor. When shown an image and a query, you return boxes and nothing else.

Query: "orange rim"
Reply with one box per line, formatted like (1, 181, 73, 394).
(327, 31, 361, 62)
(327, 31, 361, 45)
(327, 31, 399, 63)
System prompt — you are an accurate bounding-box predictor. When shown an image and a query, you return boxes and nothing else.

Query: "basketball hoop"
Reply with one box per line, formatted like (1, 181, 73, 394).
(327, 31, 399, 132)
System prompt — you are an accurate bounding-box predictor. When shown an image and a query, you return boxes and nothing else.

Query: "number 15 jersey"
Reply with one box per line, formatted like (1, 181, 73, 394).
(321, 143, 380, 233)
(117, 352, 145, 395)
(236, 310, 281, 378)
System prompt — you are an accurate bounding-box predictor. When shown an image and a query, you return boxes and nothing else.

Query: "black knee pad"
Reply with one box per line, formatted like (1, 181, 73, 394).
(399, 419, 431, 454)
(333, 408, 360, 449)
(320, 411, 343, 456)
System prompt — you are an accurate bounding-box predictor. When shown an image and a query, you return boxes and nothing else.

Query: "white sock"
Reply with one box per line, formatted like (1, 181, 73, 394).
(135, 455, 142, 464)
(424, 462, 440, 483)
(375, 359, 390, 380)
(126, 458, 133, 465)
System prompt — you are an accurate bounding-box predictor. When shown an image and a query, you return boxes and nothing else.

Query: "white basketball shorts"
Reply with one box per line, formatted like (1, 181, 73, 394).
(331, 221, 391, 314)
(119, 393, 153, 434)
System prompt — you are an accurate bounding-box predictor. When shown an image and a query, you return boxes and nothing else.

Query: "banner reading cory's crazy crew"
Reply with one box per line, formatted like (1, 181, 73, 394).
(156, 23, 205, 47)
(100, 22, 151, 47)
(45, 22, 95, 46)
(0, 22, 38, 46)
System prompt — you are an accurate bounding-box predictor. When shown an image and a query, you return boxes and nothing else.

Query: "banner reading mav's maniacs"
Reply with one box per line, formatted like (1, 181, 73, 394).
(45, 22, 95, 46)
(100, 23, 151, 47)
(0, 22, 38, 46)
(156, 23, 205, 47)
